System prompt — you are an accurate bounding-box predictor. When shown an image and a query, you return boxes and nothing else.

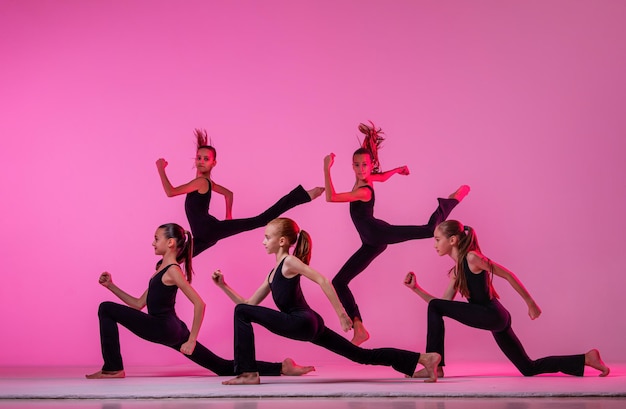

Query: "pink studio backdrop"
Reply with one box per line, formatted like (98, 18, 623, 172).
(1, 1, 625, 370)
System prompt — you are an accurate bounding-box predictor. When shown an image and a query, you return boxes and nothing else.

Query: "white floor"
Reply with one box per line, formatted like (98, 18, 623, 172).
(1, 362, 624, 408)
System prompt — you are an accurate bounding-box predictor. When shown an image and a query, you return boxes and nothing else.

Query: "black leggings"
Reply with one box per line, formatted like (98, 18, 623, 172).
(333, 198, 459, 321)
(96, 301, 282, 375)
(232, 303, 420, 376)
(191, 185, 310, 257)
(426, 298, 585, 376)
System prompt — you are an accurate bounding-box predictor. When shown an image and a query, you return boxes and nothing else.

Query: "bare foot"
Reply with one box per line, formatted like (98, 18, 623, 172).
(413, 353, 442, 383)
(307, 187, 325, 200)
(281, 357, 315, 376)
(222, 372, 260, 385)
(351, 318, 370, 346)
(85, 370, 125, 379)
(585, 349, 610, 377)
(449, 185, 470, 202)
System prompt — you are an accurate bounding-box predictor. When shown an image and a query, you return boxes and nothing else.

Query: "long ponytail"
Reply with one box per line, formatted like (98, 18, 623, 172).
(294, 230, 312, 265)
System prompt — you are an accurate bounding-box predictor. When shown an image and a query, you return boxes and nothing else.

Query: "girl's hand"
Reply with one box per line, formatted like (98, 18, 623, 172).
(339, 312, 353, 332)
(155, 158, 168, 170)
(179, 339, 197, 355)
(324, 153, 335, 169)
(397, 165, 410, 176)
(98, 272, 112, 288)
(528, 301, 542, 320)
(211, 270, 226, 287)
(404, 272, 417, 290)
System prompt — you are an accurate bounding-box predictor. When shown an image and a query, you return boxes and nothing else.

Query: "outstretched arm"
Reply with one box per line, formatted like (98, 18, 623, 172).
(323, 153, 372, 203)
(98, 272, 147, 310)
(211, 181, 233, 219)
(283, 257, 352, 332)
(163, 266, 206, 355)
(155, 158, 206, 197)
(404, 271, 457, 302)
(467, 251, 541, 320)
(369, 166, 410, 183)
(212, 270, 270, 306)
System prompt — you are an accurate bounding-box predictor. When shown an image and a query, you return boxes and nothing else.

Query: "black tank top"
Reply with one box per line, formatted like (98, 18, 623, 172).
(146, 263, 179, 316)
(464, 258, 492, 305)
(185, 178, 213, 228)
(349, 185, 375, 237)
(269, 257, 312, 313)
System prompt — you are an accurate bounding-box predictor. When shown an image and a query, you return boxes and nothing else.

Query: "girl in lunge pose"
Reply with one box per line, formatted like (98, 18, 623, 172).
(212, 217, 441, 385)
(86, 223, 312, 379)
(156, 129, 324, 257)
(324, 121, 469, 345)
(404, 220, 610, 378)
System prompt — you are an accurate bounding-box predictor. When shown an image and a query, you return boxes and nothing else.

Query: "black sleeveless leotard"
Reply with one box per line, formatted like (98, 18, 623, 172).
(146, 264, 179, 316)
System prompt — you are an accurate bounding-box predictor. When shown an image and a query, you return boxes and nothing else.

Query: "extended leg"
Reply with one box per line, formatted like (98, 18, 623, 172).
(312, 327, 428, 378)
(493, 326, 585, 376)
(377, 197, 462, 244)
(213, 185, 312, 242)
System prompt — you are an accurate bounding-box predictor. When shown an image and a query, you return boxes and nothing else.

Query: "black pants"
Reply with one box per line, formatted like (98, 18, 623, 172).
(333, 197, 459, 321)
(232, 303, 420, 376)
(191, 185, 311, 257)
(96, 301, 282, 375)
(426, 298, 585, 376)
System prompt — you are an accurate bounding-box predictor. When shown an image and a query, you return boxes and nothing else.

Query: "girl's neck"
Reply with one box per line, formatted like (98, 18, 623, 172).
(197, 169, 212, 178)
(274, 248, 290, 263)
(354, 177, 372, 188)
(449, 247, 460, 263)
(160, 252, 178, 267)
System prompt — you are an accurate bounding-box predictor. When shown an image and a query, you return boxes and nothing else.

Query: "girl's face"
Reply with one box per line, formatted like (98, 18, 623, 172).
(152, 228, 170, 256)
(262, 223, 283, 255)
(433, 227, 455, 256)
(352, 153, 373, 180)
(196, 148, 216, 172)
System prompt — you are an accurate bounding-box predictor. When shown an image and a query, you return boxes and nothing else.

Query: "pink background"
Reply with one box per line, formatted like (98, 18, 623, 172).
(1, 0, 625, 370)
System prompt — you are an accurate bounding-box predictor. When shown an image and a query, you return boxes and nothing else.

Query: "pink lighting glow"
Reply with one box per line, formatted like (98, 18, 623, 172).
(0, 0, 625, 373)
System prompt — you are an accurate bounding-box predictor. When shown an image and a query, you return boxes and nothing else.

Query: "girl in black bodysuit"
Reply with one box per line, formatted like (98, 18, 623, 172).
(156, 129, 324, 257)
(404, 220, 610, 378)
(212, 217, 442, 385)
(86, 223, 312, 379)
(323, 121, 469, 345)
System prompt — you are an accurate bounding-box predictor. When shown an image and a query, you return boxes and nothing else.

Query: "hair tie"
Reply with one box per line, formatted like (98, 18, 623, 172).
(463, 225, 470, 232)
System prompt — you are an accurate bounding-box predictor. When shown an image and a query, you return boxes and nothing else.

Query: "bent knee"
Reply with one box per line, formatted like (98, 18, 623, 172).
(234, 303, 257, 318)
(331, 276, 341, 287)
(97, 301, 117, 316)
(427, 298, 446, 312)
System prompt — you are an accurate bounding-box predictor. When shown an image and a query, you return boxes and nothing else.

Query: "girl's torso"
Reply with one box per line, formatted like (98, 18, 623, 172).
(146, 263, 179, 316)
(463, 257, 493, 305)
(185, 178, 216, 225)
(269, 257, 313, 314)
(349, 184, 375, 224)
